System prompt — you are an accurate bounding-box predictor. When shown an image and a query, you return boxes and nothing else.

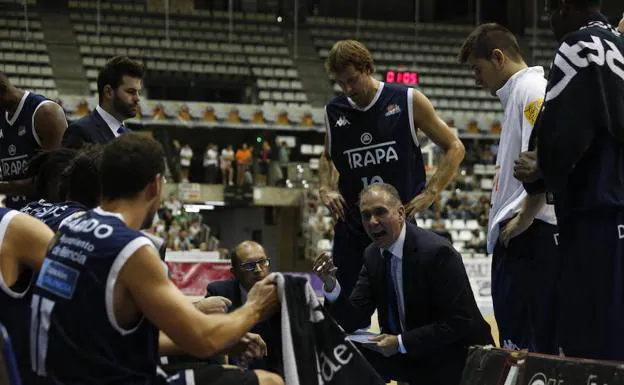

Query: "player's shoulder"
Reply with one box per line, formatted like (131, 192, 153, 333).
(325, 94, 351, 110)
(381, 82, 409, 94)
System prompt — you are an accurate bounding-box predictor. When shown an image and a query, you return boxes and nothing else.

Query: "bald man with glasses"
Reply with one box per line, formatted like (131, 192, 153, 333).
(206, 241, 281, 374)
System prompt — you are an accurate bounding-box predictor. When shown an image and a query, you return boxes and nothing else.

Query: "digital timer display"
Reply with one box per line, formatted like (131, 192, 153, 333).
(385, 71, 419, 86)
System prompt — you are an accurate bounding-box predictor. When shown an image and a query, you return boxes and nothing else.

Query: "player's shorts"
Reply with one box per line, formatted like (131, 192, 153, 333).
(160, 364, 258, 385)
(331, 214, 372, 298)
(491, 218, 558, 354)
(555, 208, 624, 361)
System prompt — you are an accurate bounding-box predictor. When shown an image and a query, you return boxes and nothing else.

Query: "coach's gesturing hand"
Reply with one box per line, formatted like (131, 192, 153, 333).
(313, 252, 338, 292)
(320, 188, 346, 222)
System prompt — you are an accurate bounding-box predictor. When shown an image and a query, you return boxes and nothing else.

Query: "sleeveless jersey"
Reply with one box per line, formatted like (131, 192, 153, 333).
(326, 83, 426, 206)
(21, 199, 87, 232)
(0, 209, 36, 383)
(0, 91, 51, 209)
(30, 207, 162, 384)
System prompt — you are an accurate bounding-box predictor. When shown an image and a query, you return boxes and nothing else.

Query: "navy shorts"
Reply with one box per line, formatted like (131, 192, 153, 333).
(492, 218, 559, 353)
(331, 217, 372, 298)
(160, 364, 258, 385)
(555, 208, 624, 361)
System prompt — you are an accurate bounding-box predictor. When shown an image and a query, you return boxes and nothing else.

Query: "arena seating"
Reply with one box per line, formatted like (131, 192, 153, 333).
(68, 0, 308, 105)
(0, 4, 57, 99)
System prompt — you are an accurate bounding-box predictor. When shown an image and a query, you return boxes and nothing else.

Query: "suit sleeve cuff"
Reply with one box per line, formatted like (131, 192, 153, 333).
(398, 334, 407, 354)
(323, 280, 341, 303)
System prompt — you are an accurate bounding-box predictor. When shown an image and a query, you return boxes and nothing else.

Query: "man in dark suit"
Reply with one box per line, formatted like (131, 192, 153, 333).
(62, 56, 144, 149)
(206, 240, 282, 375)
(314, 183, 493, 385)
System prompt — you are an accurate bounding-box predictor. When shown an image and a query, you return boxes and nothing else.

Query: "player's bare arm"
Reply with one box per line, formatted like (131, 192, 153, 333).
(407, 90, 465, 216)
(500, 194, 547, 246)
(319, 132, 346, 221)
(0, 103, 67, 196)
(2, 212, 54, 285)
(119, 245, 278, 358)
(34, 102, 67, 150)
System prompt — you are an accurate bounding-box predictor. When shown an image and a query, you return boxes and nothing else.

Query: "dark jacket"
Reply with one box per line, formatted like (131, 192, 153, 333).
(62, 109, 119, 149)
(327, 223, 493, 385)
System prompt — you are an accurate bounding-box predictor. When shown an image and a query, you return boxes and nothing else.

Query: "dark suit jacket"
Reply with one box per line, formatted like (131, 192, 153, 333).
(327, 223, 493, 385)
(62, 109, 120, 149)
(206, 279, 282, 374)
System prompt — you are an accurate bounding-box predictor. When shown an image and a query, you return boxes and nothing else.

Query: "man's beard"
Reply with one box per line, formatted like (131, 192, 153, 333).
(113, 97, 136, 120)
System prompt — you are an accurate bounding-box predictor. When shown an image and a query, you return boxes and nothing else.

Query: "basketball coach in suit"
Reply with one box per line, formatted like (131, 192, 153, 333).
(206, 240, 282, 375)
(62, 56, 144, 149)
(315, 183, 493, 385)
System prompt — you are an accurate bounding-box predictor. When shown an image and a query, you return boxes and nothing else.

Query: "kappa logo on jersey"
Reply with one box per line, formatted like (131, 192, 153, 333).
(343, 141, 399, 169)
(360, 132, 373, 145)
(384, 104, 401, 117)
(335, 116, 350, 127)
(524, 98, 544, 125)
(8, 144, 16, 156)
(547, 34, 624, 102)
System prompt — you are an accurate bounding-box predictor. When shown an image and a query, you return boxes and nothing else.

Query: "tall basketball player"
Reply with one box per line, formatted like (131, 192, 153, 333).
(515, 0, 624, 361)
(320, 40, 465, 296)
(0, 72, 67, 209)
(0, 208, 55, 382)
(459, 23, 558, 353)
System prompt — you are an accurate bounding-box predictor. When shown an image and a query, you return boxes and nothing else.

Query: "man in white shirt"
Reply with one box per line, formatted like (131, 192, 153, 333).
(459, 23, 558, 353)
(314, 183, 492, 385)
(180, 144, 193, 182)
(62, 56, 143, 149)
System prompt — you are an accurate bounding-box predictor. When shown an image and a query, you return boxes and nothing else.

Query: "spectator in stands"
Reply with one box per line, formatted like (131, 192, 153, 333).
(173, 229, 193, 251)
(164, 192, 182, 215)
(236, 143, 252, 186)
(206, 241, 282, 375)
(62, 56, 144, 149)
(221, 144, 235, 186)
(179, 143, 193, 182)
(0, 72, 67, 209)
(203, 143, 219, 184)
(257, 141, 271, 186)
(314, 183, 492, 385)
(430, 219, 453, 243)
(278, 141, 290, 185)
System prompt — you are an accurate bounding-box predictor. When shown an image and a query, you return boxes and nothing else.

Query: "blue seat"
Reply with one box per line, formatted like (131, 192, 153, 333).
(0, 322, 21, 385)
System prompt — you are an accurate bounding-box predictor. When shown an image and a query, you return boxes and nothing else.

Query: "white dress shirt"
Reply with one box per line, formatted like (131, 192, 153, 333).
(96, 105, 123, 138)
(324, 223, 409, 354)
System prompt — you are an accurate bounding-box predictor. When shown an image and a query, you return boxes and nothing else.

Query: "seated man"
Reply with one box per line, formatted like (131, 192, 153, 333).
(206, 241, 282, 374)
(30, 134, 283, 385)
(314, 183, 493, 385)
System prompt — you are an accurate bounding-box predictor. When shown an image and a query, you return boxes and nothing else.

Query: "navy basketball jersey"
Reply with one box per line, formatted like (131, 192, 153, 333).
(30, 207, 162, 384)
(0, 91, 50, 209)
(326, 83, 426, 207)
(21, 199, 87, 231)
(0, 209, 36, 382)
